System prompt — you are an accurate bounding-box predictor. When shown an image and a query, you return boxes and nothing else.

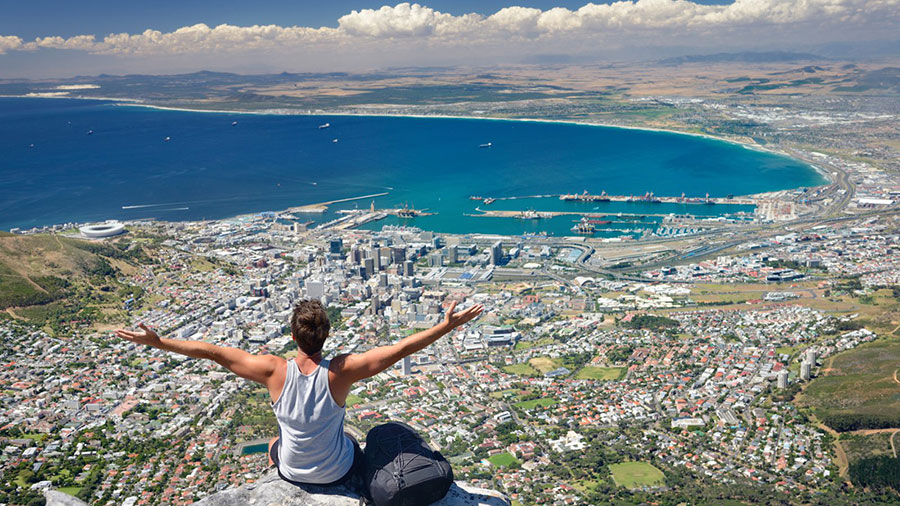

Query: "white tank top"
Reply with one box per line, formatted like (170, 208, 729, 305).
(272, 358, 354, 483)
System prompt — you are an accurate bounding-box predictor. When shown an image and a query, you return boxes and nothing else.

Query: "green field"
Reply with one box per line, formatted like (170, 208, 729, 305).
(528, 357, 561, 374)
(488, 451, 519, 468)
(513, 397, 557, 410)
(776, 345, 798, 356)
(575, 366, 626, 381)
(57, 486, 83, 497)
(797, 339, 900, 426)
(515, 337, 555, 350)
(503, 363, 539, 377)
(608, 461, 665, 489)
(489, 389, 519, 399)
(344, 394, 364, 407)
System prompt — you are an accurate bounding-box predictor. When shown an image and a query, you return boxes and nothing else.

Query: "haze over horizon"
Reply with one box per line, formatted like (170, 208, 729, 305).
(1, 0, 898, 79)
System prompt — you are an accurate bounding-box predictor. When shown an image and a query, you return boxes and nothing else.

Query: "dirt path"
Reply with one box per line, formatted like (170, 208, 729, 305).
(817, 422, 850, 478)
(0, 269, 47, 294)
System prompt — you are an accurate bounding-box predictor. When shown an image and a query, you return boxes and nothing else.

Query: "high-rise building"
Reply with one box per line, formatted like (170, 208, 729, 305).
(447, 244, 458, 264)
(377, 246, 390, 267)
(370, 247, 381, 271)
(392, 246, 406, 263)
(490, 240, 503, 266)
(403, 260, 414, 277)
(805, 348, 817, 365)
(777, 369, 789, 389)
(363, 258, 375, 280)
(402, 355, 412, 375)
(329, 237, 343, 254)
(800, 360, 812, 381)
(429, 251, 443, 267)
(305, 280, 325, 299)
(350, 244, 361, 264)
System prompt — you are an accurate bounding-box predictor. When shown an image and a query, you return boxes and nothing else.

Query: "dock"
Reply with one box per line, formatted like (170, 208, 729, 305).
(559, 191, 755, 205)
(466, 209, 674, 219)
(317, 207, 434, 230)
(473, 192, 756, 206)
(288, 192, 389, 213)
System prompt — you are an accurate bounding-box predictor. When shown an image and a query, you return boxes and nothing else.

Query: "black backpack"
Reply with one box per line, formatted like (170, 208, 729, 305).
(362, 422, 453, 506)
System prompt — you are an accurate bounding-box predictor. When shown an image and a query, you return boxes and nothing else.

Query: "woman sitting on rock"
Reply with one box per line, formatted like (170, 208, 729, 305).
(115, 298, 482, 491)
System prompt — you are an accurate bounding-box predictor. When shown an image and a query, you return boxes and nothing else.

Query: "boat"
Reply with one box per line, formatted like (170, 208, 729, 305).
(519, 210, 541, 220)
(231, 121, 238, 126)
(397, 203, 419, 218)
(560, 190, 610, 202)
(483, 198, 495, 205)
(587, 219, 611, 224)
(572, 217, 595, 234)
(643, 191, 661, 203)
(469, 196, 483, 201)
(87, 130, 93, 135)
(332, 138, 338, 143)
(479, 142, 492, 148)
(164, 136, 171, 142)
(319, 123, 331, 129)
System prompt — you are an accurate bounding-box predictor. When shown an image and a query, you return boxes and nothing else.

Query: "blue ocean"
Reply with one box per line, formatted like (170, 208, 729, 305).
(0, 98, 824, 236)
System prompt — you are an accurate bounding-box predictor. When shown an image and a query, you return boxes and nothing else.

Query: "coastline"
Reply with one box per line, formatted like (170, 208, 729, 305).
(0, 93, 830, 187)
(116, 102, 769, 149)
(0, 95, 826, 232)
(112, 101, 832, 188)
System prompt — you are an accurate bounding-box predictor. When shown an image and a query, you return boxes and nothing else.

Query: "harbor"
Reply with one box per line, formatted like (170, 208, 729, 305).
(307, 192, 757, 237)
(471, 191, 757, 206)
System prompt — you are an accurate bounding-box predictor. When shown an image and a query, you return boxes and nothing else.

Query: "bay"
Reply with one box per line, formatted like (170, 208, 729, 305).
(0, 97, 824, 236)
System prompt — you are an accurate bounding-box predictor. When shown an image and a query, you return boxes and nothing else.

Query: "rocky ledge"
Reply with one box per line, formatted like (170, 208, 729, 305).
(45, 469, 510, 506)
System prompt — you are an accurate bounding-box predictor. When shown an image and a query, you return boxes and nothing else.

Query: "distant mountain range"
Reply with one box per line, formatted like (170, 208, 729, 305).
(659, 51, 824, 66)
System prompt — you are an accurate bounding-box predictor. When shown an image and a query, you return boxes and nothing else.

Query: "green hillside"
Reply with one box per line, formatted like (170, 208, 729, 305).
(0, 233, 149, 332)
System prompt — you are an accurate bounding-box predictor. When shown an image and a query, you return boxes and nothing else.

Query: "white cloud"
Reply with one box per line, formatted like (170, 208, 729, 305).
(24, 35, 98, 51)
(0, 35, 22, 54)
(0, 1, 897, 57)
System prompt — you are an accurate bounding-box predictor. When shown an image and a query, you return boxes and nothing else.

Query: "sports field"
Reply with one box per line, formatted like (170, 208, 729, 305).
(513, 397, 557, 410)
(528, 357, 560, 374)
(502, 363, 539, 377)
(608, 461, 665, 489)
(575, 366, 626, 380)
(488, 451, 519, 468)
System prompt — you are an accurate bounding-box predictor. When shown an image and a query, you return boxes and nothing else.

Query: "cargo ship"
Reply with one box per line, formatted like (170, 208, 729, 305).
(395, 202, 420, 218)
(571, 217, 595, 234)
(560, 190, 610, 202)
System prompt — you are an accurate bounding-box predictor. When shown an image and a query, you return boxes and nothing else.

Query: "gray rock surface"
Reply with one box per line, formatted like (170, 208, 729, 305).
(44, 469, 509, 506)
(44, 490, 89, 506)
(193, 469, 510, 506)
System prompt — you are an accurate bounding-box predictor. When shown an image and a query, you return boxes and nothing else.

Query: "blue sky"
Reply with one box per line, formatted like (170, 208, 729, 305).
(0, 1, 896, 78)
(3, 0, 731, 39)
